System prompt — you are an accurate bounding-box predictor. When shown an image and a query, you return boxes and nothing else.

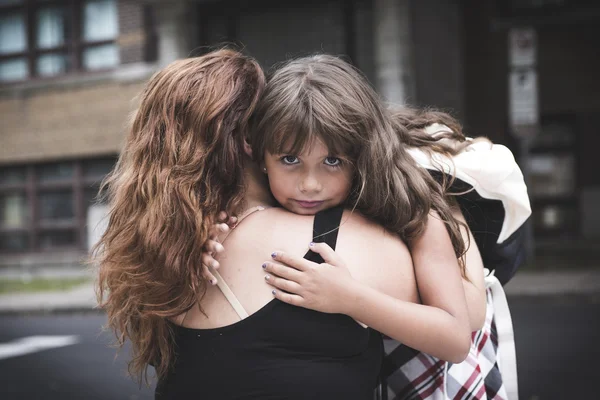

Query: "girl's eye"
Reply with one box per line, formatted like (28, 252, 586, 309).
(281, 155, 299, 165)
(324, 157, 341, 167)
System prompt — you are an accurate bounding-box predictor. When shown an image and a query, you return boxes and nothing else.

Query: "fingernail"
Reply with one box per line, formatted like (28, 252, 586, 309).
(262, 263, 267, 269)
(210, 279, 217, 285)
(264, 275, 270, 281)
(216, 244, 224, 252)
(272, 289, 277, 296)
(271, 252, 277, 258)
(309, 242, 315, 247)
(211, 261, 219, 269)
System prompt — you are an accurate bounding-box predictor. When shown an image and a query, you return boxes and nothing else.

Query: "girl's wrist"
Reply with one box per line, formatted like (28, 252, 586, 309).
(337, 278, 364, 316)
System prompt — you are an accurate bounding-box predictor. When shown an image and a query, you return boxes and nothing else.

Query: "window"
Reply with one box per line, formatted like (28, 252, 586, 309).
(0, 0, 119, 83)
(528, 114, 580, 237)
(0, 156, 116, 253)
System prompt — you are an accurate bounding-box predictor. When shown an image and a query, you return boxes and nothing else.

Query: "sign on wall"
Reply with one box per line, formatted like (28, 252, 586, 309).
(508, 27, 539, 137)
(509, 68, 539, 127)
(509, 27, 537, 67)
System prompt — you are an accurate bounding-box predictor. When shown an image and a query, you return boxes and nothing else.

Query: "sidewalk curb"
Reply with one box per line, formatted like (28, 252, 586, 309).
(0, 282, 99, 315)
(0, 306, 104, 316)
(503, 269, 600, 297)
(1, 269, 599, 315)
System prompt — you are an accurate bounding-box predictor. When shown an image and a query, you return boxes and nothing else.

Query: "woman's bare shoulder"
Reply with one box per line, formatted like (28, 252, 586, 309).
(338, 210, 416, 299)
(341, 210, 409, 249)
(338, 209, 412, 264)
(224, 206, 314, 252)
(238, 206, 313, 231)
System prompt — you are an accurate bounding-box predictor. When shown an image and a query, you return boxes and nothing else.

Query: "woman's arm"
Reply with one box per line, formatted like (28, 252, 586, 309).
(264, 213, 472, 363)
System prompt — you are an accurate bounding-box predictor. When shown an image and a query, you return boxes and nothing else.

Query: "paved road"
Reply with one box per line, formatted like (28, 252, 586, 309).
(0, 313, 154, 400)
(0, 296, 598, 400)
(512, 296, 600, 399)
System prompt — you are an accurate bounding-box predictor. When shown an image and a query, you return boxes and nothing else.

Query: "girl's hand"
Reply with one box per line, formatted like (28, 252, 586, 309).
(201, 212, 237, 285)
(263, 242, 358, 314)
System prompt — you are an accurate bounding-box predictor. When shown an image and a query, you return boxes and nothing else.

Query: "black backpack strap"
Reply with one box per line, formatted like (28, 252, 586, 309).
(303, 206, 344, 263)
(429, 170, 527, 285)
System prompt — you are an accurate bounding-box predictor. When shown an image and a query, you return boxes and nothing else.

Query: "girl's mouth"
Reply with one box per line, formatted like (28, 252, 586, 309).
(295, 200, 325, 209)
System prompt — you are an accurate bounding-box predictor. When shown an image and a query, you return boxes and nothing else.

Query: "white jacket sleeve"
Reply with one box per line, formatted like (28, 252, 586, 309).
(407, 124, 532, 244)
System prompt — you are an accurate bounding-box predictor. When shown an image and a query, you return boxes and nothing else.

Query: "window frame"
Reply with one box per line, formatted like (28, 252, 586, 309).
(0, 156, 115, 254)
(0, 0, 118, 84)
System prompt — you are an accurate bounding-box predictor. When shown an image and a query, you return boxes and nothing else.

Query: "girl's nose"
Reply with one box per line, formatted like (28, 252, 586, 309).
(299, 173, 322, 193)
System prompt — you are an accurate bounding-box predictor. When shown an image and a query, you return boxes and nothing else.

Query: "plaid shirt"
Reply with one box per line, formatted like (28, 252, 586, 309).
(377, 277, 518, 400)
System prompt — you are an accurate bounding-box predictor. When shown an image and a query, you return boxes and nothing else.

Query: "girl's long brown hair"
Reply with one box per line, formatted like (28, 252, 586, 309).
(94, 49, 265, 384)
(388, 106, 492, 201)
(249, 55, 469, 272)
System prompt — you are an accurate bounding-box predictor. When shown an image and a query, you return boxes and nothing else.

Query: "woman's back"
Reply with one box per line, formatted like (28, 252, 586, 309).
(179, 207, 418, 330)
(158, 207, 417, 399)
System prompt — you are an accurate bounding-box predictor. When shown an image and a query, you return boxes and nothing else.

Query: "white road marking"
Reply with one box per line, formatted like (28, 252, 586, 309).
(0, 335, 80, 361)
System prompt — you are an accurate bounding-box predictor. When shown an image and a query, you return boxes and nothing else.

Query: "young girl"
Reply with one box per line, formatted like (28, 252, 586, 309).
(240, 55, 528, 399)
(205, 54, 483, 362)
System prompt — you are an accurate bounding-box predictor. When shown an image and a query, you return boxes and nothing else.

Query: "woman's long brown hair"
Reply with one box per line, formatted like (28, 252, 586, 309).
(249, 55, 470, 273)
(93, 50, 265, 384)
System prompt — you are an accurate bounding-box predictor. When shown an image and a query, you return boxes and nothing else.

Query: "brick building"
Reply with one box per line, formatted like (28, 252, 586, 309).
(0, 0, 154, 269)
(1, 0, 598, 270)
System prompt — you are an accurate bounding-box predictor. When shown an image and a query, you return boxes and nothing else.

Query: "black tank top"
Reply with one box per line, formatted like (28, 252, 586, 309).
(155, 206, 383, 399)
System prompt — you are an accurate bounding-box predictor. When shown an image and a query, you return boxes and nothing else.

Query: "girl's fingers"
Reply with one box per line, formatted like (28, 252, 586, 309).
(202, 253, 220, 270)
(209, 212, 229, 240)
(204, 239, 224, 254)
(308, 242, 343, 266)
(201, 264, 217, 286)
(262, 262, 302, 282)
(217, 211, 237, 229)
(264, 273, 303, 294)
(270, 251, 312, 272)
(217, 211, 228, 222)
(270, 289, 304, 307)
(227, 216, 238, 228)
(218, 223, 230, 233)
(209, 222, 229, 240)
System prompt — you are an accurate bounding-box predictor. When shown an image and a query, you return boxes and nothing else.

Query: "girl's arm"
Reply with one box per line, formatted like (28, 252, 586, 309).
(264, 212, 472, 363)
(450, 205, 486, 331)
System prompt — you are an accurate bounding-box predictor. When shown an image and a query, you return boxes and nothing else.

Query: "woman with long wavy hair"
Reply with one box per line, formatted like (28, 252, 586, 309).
(95, 49, 267, 382)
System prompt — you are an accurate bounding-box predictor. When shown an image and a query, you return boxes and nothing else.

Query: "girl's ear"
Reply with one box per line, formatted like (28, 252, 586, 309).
(243, 138, 253, 158)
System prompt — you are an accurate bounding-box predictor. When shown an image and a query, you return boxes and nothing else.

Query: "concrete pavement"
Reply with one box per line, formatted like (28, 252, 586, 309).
(1, 267, 599, 314)
(504, 268, 600, 297)
(0, 281, 98, 314)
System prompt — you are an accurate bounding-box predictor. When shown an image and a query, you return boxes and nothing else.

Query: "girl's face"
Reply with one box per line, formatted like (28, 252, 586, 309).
(264, 138, 353, 215)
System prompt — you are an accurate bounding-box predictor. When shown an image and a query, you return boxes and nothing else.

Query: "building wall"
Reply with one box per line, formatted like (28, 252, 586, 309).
(538, 24, 600, 188)
(412, 0, 465, 121)
(0, 0, 154, 264)
(0, 81, 143, 164)
(0, 0, 152, 165)
(462, 1, 600, 242)
(463, 0, 509, 144)
(3, 0, 596, 267)
(353, 0, 376, 86)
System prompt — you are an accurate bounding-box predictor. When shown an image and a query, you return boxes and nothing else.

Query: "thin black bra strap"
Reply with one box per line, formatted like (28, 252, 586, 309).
(304, 206, 344, 263)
